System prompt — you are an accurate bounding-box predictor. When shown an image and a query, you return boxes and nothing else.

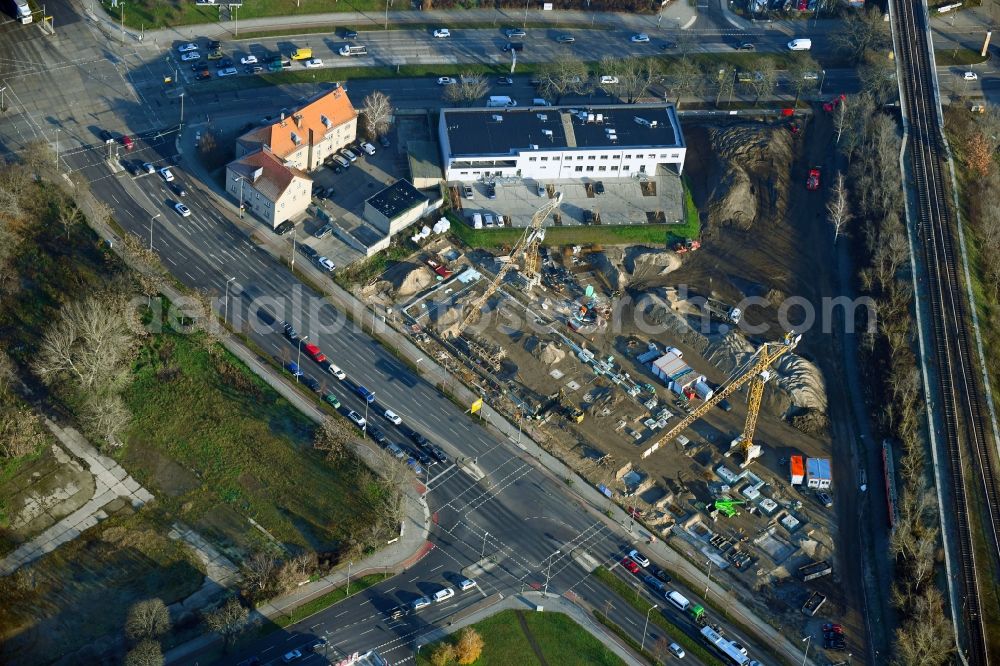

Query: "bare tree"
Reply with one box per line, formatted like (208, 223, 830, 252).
(57, 203, 82, 240)
(34, 292, 145, 393)
(714, 66, 736, 108)
(0, 162, 31, 219)
(785, 53, 821, 105)
(125, 599, 171, 642)
(833, 7, 892, 64)
(858, 52, 898, 105)
(361, 91, 394, 140)
(600, 56, 660, 104)
(240, 552, 280, 602)
(444, 72, 489, 105)
(313, 417, 353, 462)
(82, 392, 132, 448)
(536, 56, 589, 103)
(662, 57, 704, 108)
(833, 99, 849, 145)
(827, 171, 852, 243)
(203, 597, 251, 650)
(0, 349, 15, 397)
(124, 639, 163, 666)
(745, 58, 778, 104)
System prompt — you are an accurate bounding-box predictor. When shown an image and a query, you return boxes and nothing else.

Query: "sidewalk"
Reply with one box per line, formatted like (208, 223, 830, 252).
(69, 179, 432, 666)
(411, 591, 645, 666)
(170, 129, 810, 665)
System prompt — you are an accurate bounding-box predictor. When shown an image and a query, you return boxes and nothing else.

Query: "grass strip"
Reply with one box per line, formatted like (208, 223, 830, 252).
(591, 610, 657, 664)
(445, 212, 683, 249)
(237, 21, 614, 41)
(933, 46, 990, 66)
(592, 567, 724, 666)
(273, 574, 389, 628)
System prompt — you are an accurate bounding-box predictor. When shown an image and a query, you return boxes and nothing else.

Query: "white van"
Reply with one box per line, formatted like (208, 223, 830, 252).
(472, 213, 483, 229)
(486, 95, 517, 108)
(666, 590, 691, 611)
(325, 362, 347, 380)
(432, 588, 455, 602)
(787, 38, 812, 51)
(339, 44, 368, 57)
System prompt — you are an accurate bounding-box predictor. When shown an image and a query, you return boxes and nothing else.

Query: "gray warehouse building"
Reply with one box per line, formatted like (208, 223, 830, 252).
(363, 180, 431, 236)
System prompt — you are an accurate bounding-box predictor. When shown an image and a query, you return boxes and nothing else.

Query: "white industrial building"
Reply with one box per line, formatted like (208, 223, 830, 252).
(438, 103, 686, 183)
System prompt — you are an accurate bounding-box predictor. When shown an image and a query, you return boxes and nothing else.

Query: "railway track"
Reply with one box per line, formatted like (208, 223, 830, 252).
(890, 1, 1000, 663)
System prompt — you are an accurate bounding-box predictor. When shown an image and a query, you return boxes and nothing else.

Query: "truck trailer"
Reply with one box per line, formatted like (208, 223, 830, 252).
(11, 0, 32, 23)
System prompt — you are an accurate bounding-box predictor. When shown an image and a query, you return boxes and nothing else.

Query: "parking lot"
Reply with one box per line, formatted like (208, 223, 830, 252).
(294, 129, 412, 267)
(452, 168, 683, 228)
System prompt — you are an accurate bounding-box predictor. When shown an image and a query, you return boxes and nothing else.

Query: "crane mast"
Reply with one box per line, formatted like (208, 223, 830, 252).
(640, 332, 800, 466)
(457, 193, 562, 333)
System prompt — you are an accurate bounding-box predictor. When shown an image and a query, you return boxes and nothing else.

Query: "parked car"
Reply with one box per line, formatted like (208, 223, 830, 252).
(314, 223, 334, 239)
(181, 52, 201, 62)
(316, 256, 335, 272)
(341, 148, 358, 162)
(594, 181, 605, 195)
(411, 596, 431, 610)
(301, 342, 327, 363)
(142, 162, 156, 174)
(384, 409, 402, 425)
(496, 76, 513, 85)
(378, 135, 391, 148)
(299, 244, 319, 260)
(630, 33, 650, 43)
(806, 167, 821, 191)
(342, 28, 359, 39)
(653, 567, 671, 582)
(504, 27, 526, 38)
(284, 362, 303, 377)
(217, 67, 238, 77)
(174, 202, 191, 217)
(360, 141, 376, 155)
(332, 154, 351, 168)
(240, 55, 258, 64)
(159, 167, 175, 182)
(215, 58, 234, 69)
(323, 393, 341, 408)
(432, 587, 455, 602)
(437, 76, 457, 85)
(486, 183, 496, 199)
(274, 220, 295, 235)
(599, 75, 618, 85)
(556, 34, 575, 43)
(302, 376, 321, 392)
(304, 58, 324, 68)
(463, 184, 474, 199)
(433, 28, 451, 38)
(246, 65, 264, 73)
(622, 557, 641, 575)
(196, 70, 211, 80)
(459, 578, 477, 591)
(208, 40, 222, 51)
(177, 42, 199, 52)
(816, 491, 834, 508)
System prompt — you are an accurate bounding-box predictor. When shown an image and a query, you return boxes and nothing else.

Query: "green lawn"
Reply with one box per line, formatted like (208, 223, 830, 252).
(933, 46, 990, 66)
(102, 0, 388, 29)
(447, 214, 693, 250)
(121, 325, 378, 553)
(415, 609, 624, 666)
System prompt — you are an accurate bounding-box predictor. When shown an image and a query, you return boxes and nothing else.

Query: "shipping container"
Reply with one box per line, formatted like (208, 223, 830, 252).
(790, 455, 805, 485)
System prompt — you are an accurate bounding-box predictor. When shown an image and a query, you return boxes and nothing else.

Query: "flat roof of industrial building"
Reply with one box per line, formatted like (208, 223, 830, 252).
(441, 103, 683, 157)
(365, 180, 429, 220)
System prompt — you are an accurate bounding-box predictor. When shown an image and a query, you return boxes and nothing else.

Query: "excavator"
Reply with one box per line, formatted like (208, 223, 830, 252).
(640, 331, 801, 467)
(712, 498, 745, 518)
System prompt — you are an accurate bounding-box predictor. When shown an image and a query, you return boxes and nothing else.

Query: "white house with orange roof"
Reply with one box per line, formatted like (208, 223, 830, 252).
(225, 149, 312, 228)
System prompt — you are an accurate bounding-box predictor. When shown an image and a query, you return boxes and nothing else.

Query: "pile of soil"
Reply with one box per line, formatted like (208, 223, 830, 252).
(536, 342, 567, 365)
(625, 246, 682, 288)
(702, 124, 793, 231)
(588, 249, 628, 292)
(394, 264, 436, 296)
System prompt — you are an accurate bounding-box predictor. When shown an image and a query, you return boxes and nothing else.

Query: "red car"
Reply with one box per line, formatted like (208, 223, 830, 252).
(302, 342, 327, 364)
(121, 135, 134, 151)
(806, 167, 821, 191)
(822, 623, 844, 634)
(621, 557, 641, 575)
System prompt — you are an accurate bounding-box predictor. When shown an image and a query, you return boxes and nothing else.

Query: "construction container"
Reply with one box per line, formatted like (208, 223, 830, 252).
(790, 455, 805, 485)
(693, 379, 714, 401)
(806, 457, 833, 489)
(799, 560, 832, 582)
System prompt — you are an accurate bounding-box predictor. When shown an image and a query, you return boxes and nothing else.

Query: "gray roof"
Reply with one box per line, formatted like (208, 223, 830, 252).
(366, 180, 429, 220)
(442, 103, 683, 157)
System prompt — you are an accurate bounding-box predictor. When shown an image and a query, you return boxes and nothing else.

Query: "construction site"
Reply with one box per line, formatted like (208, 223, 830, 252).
(350, 116, 860, 652)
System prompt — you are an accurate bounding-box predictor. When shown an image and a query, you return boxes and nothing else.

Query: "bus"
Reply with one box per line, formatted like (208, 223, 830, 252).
(700, 626, 762, 666)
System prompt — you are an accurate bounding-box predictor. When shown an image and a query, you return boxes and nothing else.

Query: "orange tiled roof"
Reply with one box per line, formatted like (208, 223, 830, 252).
(258, 89, 357, 158)
(228, 149, 309, 201)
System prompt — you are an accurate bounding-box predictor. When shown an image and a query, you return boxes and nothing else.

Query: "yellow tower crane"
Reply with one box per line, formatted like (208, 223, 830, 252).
(640, 331, 801, 466)
(458, 193, 562, 333)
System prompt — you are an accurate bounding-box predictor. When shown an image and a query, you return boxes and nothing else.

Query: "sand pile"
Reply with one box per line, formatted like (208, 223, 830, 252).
(774, 354, 827, 413)
(537, 342, 567, 365)
(626, 247, 682, 286)
(394, 264, 436, 296)
(704, 332, 755, 375)
(588, 249, 628, 292)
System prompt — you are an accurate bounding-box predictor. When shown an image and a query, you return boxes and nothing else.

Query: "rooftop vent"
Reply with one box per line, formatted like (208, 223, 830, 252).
(290, 132, 302, 145)
(536, 113, 548, 121)
(251, 166, 264, 181)
(491, 114, 504, 122)
(320, 115, 332, 128)
(634, 117, 651, 127)
(529, 144, 539, 150)
(542, 129, 554, 138)
(587, 113, 596, 123)
(596, 113, 604, 123)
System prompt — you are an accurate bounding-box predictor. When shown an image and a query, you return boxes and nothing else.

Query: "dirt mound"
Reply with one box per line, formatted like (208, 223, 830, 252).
(640, 290, 710, 354)
(704, 332, 755, 375)
(704, 124, 793, 231)
(625, 247, 682, 287)
(774, 354, 827, 414)
(536, 342, 567, 365)
(394, 263, 436, 296)
(588, 249, 628, 292)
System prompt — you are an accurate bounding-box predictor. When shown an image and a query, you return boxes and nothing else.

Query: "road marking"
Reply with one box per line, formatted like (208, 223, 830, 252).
(625, 616, 636, 625)
(409, 576, 419, 582)
(335, 610, 349, 618)
(311, 622, 323, 630)
(430, 564, 443, 572)
(166, 256, 177, 265)
(359, 627, 375, 636)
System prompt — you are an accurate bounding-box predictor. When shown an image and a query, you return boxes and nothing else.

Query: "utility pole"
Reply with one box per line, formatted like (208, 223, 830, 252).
(179, 92, 185, 130)
(0, 85, 7, 113)
(290, 227, 297, 270)
(641, 604, 658, 651)
(149, 213, 160, 250)
(481, 531, 489, 561)
(223, 276, 236, 323)
(346, 561, 353, 595)
(120, 2, 125, 43)
(523, 0, 529, 29)
(542, 549, 560, 597)
(385, 0, 390, 30)
(54, 129, 60, 169)
(800, 636, 812, 666)
(704, 559, 713, 599)
(233, 4, 238, 36)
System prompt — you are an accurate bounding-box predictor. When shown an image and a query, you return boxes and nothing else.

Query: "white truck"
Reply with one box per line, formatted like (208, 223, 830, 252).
(11, 0, 32, 24)
(705, 297, 742, 325)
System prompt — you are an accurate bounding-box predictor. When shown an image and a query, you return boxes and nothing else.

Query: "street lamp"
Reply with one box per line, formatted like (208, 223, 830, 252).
(234, 175, 246, 218)
(641, 604, 658, 651)
(800, 635, 812, 666)
(704, 559, 713, 599)
(481, 531, 490, 562)
(346, 560, 353, 595)
(179, 92, 185, 130)
(54, 129, 60, 169)
(0, 86, 6, 113)
(149, 213, 160, 250)
(523, 0, 529, 29)
(296, 335, 307, 382)
(290, 227, 297, 270)
(223, 276, 236, 324)
(119, 2, 125, 42)
(818, 69, 827, 96)
(542, 549, 560, 598)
